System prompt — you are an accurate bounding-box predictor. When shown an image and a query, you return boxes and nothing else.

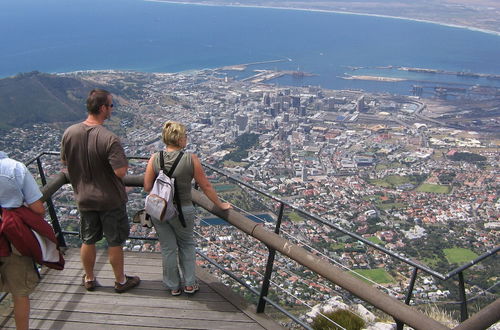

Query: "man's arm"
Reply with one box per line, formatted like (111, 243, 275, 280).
(28, 199, 45, 216)
(113, 165, 128, 179)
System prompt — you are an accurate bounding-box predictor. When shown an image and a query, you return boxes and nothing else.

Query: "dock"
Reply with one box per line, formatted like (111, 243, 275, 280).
(0, 248, 282, 329)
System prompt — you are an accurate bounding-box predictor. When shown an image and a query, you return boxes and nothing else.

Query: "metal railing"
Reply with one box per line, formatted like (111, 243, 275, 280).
(15, 152, 500, 329)
(201, 163, 499, 324)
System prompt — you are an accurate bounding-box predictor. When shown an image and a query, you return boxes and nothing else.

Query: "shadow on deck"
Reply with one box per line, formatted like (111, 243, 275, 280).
(0, 248, 283, 329)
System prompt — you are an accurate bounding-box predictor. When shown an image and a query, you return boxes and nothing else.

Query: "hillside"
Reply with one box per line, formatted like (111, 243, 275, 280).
(0, 71, 100, 129)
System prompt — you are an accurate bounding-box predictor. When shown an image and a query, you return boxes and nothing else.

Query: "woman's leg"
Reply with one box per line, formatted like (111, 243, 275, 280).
(172, 206, 197, 287)
(152, 218, 181, 290)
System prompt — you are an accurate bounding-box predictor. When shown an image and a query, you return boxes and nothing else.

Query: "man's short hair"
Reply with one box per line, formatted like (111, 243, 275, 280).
(86, 89, 111, 115)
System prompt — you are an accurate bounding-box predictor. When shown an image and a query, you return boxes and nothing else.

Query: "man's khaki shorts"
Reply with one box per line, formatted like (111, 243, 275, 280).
(0, 254, 39, 296)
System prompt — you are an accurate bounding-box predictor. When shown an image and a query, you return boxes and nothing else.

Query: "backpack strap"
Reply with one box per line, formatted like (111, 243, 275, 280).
(161, 151, 186, 227)
(159, 151, 165, 172)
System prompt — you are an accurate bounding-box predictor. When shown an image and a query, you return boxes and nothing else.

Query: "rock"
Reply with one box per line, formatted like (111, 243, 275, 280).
(353, 304, 376, 323)
(365, 322, 396, 330)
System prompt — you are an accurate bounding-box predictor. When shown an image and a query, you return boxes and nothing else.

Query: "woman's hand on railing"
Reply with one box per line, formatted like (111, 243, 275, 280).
(218, 202, 232, 211)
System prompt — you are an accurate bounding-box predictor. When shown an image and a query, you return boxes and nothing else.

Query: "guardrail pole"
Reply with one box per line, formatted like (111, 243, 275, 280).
(396, 267, 419, 329)
(458, 271, 468, 321)
(257, 202, 285, 313)
(36, 157, 66, 247)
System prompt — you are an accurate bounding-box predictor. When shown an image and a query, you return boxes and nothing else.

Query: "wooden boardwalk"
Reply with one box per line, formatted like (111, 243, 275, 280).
(0, 248, 283, 329)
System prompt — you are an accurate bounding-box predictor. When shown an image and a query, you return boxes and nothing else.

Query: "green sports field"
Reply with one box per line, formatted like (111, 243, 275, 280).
(444, 248, 478, 264)
(350, 268, 395, 284)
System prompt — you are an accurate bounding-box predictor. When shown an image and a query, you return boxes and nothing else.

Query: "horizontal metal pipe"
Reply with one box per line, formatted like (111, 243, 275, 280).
(202, 164, 446, 279)
(35, 170, 496, 329)
(40, 172, 69, 203)
(123, 175, 145, 187)
(445, 247, 499, 279)
(453, 298, 500, 330)
(191, 189, 449, 330)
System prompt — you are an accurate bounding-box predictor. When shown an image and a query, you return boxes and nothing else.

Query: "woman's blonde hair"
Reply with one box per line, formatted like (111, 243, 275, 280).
(161, 121, 186, 147)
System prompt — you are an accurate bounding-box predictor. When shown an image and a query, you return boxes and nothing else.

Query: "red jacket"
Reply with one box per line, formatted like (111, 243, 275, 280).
(0, 207, 65, 270)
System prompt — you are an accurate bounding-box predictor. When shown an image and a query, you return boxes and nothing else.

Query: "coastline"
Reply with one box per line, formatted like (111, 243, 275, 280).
(144, 0, 500, 37)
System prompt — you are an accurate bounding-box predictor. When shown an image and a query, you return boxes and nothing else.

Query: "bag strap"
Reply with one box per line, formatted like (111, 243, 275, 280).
(160, 151, 187, 228)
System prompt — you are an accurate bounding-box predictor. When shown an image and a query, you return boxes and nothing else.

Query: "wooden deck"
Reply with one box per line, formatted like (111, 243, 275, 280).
(0, 248, 283, 329)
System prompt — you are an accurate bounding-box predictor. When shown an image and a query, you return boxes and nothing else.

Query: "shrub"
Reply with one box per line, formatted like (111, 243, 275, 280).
(311, 309, 365, 330)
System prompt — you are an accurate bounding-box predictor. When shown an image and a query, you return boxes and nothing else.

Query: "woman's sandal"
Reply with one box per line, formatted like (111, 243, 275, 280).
(171, 289, 182, 296)
(183, 284, 199, 294)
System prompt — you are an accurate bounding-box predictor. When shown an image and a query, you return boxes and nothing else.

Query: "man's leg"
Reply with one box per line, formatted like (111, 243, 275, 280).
(12, 295, 29, 330)
(81, 243, 96, 281)
(108, 245, 125, 283)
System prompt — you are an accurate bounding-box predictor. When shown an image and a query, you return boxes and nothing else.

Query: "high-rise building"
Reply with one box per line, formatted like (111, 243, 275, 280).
(291, 96, 301, 108)
(235, 114, 248, 132)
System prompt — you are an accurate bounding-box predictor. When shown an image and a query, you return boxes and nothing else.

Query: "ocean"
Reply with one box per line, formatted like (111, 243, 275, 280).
(1, 0, 500, 94)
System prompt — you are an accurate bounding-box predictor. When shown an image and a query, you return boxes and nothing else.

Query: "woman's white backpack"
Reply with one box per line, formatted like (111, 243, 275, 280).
(144, 152, 185, 226)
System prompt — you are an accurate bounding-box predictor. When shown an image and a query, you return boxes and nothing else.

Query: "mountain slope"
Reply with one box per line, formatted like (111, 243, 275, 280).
(0, 71, 99, 129)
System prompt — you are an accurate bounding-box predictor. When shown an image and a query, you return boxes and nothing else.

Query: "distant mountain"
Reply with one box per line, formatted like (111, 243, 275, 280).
(0, 71, 99, 129)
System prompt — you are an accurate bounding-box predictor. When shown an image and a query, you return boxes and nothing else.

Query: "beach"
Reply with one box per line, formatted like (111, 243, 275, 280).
(144, 0, 500, 36)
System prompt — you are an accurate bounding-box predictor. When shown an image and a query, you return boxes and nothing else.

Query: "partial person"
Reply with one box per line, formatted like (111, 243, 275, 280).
(61, 89, 140, 293)
(144, 121, 231, 296)
(0, 151, 45, 330)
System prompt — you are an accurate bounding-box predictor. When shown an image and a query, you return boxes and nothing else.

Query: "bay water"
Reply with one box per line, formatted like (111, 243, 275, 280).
(1, 0, 500, 94)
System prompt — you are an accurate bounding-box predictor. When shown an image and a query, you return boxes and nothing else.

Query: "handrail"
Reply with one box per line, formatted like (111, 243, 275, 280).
(202, 163, 499, 281)
(29, 153, 499, 329)
(190, 188, 451, 330)
(31, 152, 497, 281)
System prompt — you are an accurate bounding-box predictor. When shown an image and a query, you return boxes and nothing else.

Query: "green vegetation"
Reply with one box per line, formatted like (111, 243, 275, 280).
(416, 184, 451, 194)
(222, 133, 260, 162)
(214, 184, 238, 192)
(438, 172, 456, 184)
(311, 309, 365, 330)
(0, 71, 99, 128)
(444, 248, 478, 264)
(368, 174, 427, 190)
(351, 268, 395, 284)
(287, 211, 304, 223)
(366, 236, 384, 245)
(423, 257, 440, 268)
(377, 202, 406, 210)
(331, 243, 345, 250)
(449, 152, 486, 163)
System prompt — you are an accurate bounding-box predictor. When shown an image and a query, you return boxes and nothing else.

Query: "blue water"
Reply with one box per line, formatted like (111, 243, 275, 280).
(1, 0, 500, 94)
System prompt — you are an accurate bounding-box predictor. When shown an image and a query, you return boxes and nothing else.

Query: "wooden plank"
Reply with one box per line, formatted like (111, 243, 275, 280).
(33, 284, 227, 302)
(29, 301, 253, 322)
(28, 310, 264, 329)
(30, 292, 239, 312)
(4, 313, 266, 330)
(38, 274, 216, 292)
(0, 248, 282, 330)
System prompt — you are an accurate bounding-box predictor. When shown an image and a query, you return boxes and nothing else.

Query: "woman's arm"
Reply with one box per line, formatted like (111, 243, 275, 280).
(143, 155, 157, 193)
(192, 154, 231, 210)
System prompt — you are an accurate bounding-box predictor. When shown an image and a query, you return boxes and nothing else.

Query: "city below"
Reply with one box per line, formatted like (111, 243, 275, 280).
(0, 67, 498, 327)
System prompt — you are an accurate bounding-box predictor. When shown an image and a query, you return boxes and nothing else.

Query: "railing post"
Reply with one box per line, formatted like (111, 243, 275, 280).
(458, 271, 469, 321)
(396, 267, 419, 330)
(36, 157, 66, 247)
(257, 202, 285, 313)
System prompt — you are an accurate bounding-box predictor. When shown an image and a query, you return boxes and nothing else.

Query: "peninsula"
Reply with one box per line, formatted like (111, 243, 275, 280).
(146, 0, 500, 35)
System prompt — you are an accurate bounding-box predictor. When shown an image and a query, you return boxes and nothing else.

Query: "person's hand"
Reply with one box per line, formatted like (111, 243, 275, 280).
(218, 202, 232, 210)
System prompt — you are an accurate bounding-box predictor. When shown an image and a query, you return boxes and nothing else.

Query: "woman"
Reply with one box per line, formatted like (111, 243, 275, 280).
(144, 121, 231, 296)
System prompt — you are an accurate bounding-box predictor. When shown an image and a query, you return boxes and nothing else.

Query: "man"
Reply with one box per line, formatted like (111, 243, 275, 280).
(0, 151, 45, 330)
(61, 89, 140, 293)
